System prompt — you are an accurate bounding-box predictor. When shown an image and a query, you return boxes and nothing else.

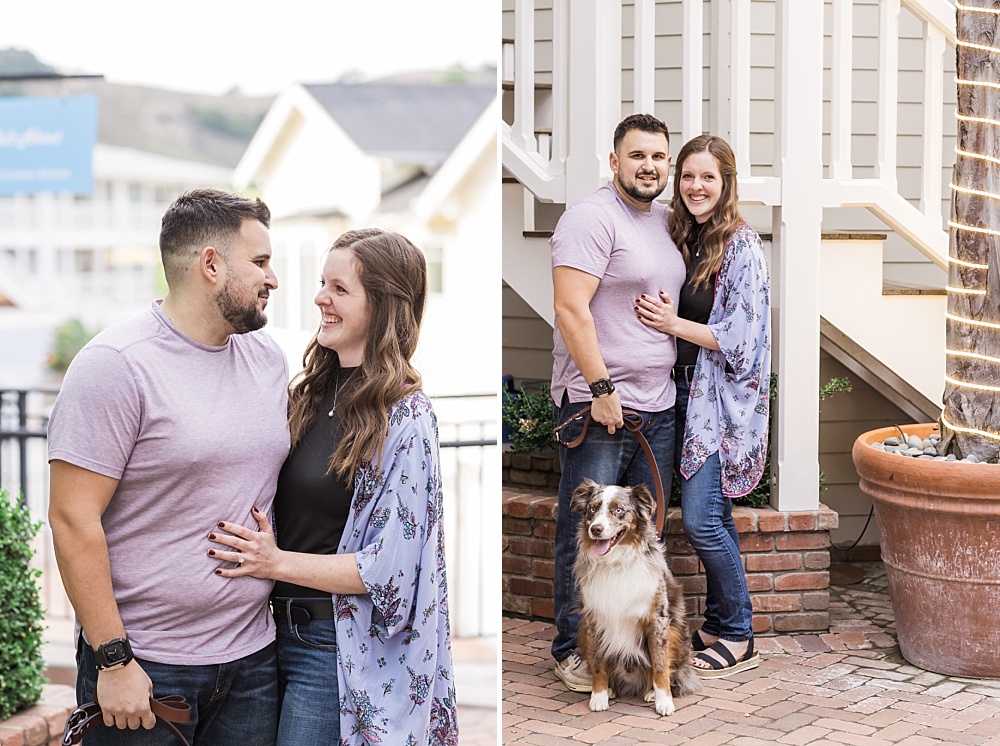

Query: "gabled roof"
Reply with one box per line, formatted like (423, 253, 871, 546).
(302, 82, 494, 168)
(412, 98, 498, 220)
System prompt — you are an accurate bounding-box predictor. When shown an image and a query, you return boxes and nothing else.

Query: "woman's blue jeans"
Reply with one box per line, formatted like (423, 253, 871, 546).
(674, 368, 754, 641)
(274, 602, 340, 746)
(551, 391, 676, 662)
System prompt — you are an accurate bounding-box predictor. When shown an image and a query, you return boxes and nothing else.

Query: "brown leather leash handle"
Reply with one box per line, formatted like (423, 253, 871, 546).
(62, 694, 192, 745)
(554, 405, 667, 536)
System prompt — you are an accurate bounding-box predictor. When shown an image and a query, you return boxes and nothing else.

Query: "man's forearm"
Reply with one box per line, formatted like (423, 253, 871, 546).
(50, 518, 126, 647)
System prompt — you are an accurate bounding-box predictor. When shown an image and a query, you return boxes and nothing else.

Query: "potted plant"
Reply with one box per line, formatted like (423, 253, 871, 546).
(852, 6, 1000, 678)
(501, 379, 557, 456)
(0, 490, 45, 720)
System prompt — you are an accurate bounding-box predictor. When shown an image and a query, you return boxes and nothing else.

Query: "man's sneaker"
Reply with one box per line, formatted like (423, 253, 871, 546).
(554, 652, 592, 692)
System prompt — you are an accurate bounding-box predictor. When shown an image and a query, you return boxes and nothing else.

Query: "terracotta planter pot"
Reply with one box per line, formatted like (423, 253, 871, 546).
(853, 423, 1000, 677)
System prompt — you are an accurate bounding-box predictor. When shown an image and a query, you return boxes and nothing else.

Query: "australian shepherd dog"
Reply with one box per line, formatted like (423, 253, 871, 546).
(571, 479, 702, 716)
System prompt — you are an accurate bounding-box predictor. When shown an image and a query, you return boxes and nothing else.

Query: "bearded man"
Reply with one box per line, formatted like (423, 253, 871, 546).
(48, 189, 290, 745)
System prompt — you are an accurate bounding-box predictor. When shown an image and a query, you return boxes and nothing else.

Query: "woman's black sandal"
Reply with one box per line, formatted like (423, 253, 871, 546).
(693, 637, 760, 679)
(692, 629, 708, 652)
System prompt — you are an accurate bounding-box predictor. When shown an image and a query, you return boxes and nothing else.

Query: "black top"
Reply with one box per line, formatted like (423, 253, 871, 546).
(272, 367, 358, 599)
(676, 222, 717, 367)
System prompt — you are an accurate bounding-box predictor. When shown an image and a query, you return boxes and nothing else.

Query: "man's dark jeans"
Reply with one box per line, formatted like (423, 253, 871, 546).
(76, 636, 278, 745)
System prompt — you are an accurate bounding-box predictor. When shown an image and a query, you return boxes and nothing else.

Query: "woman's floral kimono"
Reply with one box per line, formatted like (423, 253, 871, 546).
(335, 390, 458, 745)
(679, 222, 771, 498)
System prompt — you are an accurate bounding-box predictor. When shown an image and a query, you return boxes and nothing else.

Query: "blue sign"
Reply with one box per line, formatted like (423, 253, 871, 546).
(0, 95, 98, 196)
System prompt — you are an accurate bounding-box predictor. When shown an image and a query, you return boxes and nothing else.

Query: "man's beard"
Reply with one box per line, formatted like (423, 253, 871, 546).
(619, 172, 666, 204)
(217, 278, 268, 334)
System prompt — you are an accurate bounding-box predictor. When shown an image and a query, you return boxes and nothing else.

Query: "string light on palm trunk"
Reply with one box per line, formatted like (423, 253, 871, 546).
(941, 413, 1000, 442)
(956, 1, 1000, 15)
(946, 17, 1000, 440)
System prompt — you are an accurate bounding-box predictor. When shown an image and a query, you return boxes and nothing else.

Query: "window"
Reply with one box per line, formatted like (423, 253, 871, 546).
(75, 249, 95, 273)
(424, 243, 444, 294)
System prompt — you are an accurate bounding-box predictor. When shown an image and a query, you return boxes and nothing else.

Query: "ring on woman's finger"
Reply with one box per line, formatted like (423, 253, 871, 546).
(238, 554, 244, 566)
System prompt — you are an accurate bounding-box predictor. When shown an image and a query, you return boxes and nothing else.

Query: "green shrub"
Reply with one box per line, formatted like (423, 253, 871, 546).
(0, 490, 45, 720)
(47, 318, 99, 374)
(501, 381, 557, 454)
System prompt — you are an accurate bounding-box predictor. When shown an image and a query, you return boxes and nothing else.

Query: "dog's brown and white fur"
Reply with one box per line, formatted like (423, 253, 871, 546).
(571, 479, 701, 716)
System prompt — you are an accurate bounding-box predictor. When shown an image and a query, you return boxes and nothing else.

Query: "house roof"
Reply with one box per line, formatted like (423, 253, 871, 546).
(302, 82, 494, 168)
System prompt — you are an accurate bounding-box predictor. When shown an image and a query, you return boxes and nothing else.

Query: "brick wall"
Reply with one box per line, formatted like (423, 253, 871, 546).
(503, 487, 840, 635)
(0, 685, 76, 746)
(502, 451, 561, 491)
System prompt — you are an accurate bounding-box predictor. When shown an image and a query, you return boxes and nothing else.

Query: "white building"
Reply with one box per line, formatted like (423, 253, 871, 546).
(0, 144, 232, 386)
(233, 79, 499, 399)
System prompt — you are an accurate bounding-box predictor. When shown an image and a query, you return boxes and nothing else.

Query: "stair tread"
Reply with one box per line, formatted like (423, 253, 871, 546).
(882, 282, 946, 296)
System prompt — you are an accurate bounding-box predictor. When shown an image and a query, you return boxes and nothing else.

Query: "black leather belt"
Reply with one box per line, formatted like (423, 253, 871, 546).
(271, 597, 335, 624)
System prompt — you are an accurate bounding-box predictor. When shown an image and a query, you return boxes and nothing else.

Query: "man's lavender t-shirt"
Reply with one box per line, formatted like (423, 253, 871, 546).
(551, 183, 685, 410)
(47, 301, 291, 665)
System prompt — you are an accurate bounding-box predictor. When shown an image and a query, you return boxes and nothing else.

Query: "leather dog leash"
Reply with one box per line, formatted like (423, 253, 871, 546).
(62, 694, 192, 746)
(553, 406, 667, 536)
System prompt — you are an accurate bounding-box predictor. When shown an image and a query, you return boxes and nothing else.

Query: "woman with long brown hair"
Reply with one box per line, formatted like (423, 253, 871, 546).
(209, 229, 458, 745)
(637, 134, 771, 679)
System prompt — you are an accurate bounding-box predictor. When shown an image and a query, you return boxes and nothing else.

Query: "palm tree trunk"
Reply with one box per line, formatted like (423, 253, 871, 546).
(940, 3, 1000, 463)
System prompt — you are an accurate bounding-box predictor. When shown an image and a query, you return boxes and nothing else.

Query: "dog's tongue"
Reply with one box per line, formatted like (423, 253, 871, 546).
(592, 539, 613, 556)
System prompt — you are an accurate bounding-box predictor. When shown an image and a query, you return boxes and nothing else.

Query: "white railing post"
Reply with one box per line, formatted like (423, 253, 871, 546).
(877, 0, 901, 192)
(632, 0, 656, 114)
(513, 0, 537, 155)
(772, 0, 824, 512)
(730, 0, 752, 177)
(552, 0, 569, 172)
(921, 27, 945, 222)
(710, 0, 732, 139)
(565, 0, 622, 204)
(682, 0, 705, 146)
(830, 0, 853, 180)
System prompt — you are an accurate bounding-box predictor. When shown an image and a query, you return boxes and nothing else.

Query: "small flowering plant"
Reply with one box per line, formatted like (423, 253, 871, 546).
(501, 381, 557, 454)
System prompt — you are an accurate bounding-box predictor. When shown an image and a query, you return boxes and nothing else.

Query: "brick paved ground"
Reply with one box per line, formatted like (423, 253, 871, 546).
(503, 562, 1000, 745)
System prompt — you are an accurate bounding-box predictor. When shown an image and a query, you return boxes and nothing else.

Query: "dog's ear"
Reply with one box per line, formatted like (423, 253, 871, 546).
(631, 483, 656, 521)
(570, 479, 597, 514)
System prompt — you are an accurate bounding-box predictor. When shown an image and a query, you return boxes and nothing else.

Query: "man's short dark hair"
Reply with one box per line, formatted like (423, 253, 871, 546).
(159, 189, 271, 281)
(613, 113, 670, 152)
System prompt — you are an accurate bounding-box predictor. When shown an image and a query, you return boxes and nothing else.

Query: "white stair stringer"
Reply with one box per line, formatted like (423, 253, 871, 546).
(819, 238, 945, 417)
(502, 181, 554, 326)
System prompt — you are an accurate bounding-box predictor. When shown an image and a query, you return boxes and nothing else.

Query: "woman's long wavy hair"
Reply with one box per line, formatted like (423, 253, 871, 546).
(287, 228, 427, 479)
(668, 134, 744, 289)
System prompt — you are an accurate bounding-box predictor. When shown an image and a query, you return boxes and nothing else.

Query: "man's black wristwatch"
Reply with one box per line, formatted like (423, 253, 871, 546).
(588, 378, 615, 398)
(94, 637, 134, 671)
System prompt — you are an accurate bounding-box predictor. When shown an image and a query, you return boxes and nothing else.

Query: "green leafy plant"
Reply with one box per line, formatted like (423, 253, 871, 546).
(501, 381, 557, 454)
(47, 318, 99, 374)
(0, 490, 45, 720)
(670, 374, 853, 508)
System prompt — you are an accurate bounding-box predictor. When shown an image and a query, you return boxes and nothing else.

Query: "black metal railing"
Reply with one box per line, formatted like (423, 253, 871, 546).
(0, 387, 58, 507)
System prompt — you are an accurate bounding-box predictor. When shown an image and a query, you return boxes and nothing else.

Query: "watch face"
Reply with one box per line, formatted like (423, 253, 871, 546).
(590, 379, 613, 396)
(104, 642, 126, 661)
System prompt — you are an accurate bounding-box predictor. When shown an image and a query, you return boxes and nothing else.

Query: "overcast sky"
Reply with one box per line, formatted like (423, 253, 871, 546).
(1, 1, 497, 96)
